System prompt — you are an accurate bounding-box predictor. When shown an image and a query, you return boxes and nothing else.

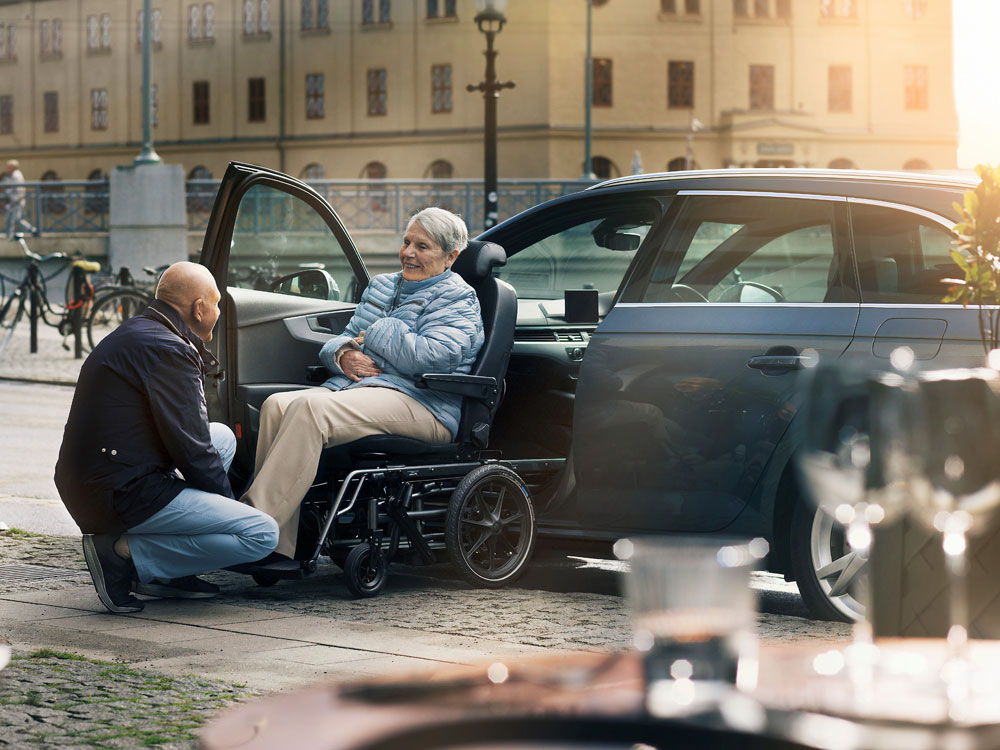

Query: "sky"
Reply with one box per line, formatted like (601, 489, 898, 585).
(953, 0, 1000, 168)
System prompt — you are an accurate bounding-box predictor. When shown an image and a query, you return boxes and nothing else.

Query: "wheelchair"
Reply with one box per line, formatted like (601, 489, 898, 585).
(247, 241, 564, 597)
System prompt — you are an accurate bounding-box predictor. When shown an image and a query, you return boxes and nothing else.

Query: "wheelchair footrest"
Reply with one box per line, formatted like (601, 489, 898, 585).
(250, 558, 313, 579)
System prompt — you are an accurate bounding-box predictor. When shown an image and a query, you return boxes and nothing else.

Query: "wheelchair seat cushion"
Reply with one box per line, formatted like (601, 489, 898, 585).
(319, 435, 463, 471)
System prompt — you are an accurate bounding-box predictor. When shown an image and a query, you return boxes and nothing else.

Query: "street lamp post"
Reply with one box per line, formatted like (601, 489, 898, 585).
(467, 0, 515, 231)
(134, 0, 161, 165)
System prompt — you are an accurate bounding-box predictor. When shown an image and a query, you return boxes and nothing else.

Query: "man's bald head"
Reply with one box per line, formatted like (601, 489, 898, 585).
(155, 262, 222, 342)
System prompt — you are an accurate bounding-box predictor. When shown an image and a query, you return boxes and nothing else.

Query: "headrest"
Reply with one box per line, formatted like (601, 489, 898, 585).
(451, 241, 507, 283)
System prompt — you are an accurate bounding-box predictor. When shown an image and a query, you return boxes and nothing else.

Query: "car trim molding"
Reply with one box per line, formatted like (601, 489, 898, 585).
(613, 302, 860, 308)
(846, 197, 956, 231)
(676, 190, 848, 202)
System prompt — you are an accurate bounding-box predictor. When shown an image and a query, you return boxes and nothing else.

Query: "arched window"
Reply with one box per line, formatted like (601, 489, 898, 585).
(301, 163, 325, 181)
(590, 156, 618, 180)
(903, 158, 930, 170)
(186, 165, 214, 213)
(361, 161, 387, 179)
(828, 158, 856, 169)
(668, 156, 698, 171)
(85, 168, 109, 214)
(40, 170, 66, 215)
(425, 159, 453, 179)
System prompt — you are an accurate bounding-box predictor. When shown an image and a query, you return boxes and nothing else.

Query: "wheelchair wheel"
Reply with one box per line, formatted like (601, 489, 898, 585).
(446, 464, 536, 588)
(343, 544, 388, 598)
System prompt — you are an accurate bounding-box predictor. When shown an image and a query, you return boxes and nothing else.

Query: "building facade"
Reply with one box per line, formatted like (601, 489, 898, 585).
(0, 0, 957, 183)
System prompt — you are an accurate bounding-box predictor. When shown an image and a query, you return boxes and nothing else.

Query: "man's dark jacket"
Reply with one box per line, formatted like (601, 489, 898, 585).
(55, 299, 233, 534)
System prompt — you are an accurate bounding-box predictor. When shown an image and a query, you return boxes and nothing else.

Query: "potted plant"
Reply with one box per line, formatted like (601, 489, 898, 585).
(943, 163, 1000, 354)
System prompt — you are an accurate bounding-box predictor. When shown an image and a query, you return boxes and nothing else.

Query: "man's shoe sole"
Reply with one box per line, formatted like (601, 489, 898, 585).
(81, 535, 143, 614)
(133, 580, 219, 599)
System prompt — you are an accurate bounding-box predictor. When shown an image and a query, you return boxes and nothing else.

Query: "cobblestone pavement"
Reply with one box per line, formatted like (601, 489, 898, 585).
(0, 315, 83, 386)
(0, 529, 850, 749)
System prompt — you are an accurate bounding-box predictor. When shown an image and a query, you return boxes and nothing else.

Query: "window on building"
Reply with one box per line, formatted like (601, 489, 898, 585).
(432, 64, 452, 113)
(2, 25, 10, 58)
(828, 65, 852, 112)
(87, 16, 98, 50)
(151, 83, 159, 127)
(426, 159, 454, 179)
(427, 0, 437, 16)
(248, 77, 266, 121)
(820, 0, 856, 17)
(749, 64, 774, 110)
(363, 161, 387, 179)
(753, 0, 767, 16)
(733, 0, 748, 17)
(43, 92, 58, 132)
(41, 171, 66, 215)
(363, 0, 391, 23)
(904, 0, 927, 18)
(306, 73, 324, 119)
(204, 4, 215, 37)
(91, 89, 108, 130)
(53, 19, 62, 53)
(591, 157, 617, 180)
(685, 0, 700, 12)
(302, 0, 313, 29)
(187, 166, 214, 213)
(85, 169, 109, 214)
(300, 0, 326, 29)
(189, 5, 201, 39)
(367, 68, 387, 115)
(776, 0, 791, 17)
(137, 9, 163, 46)
(428, 0, 457, 16)
(904, 158, 930, 170)
(193, 81, 210, 124)
(668, 156, 689, 171)
(904, 64, 928, 109)
(302, 163, 325, 181)
(668, 61, 694, 108)
(592, 58, 613, 107)
(100, 14, 111, 49)
(39, 20, 49, 54)
(0, 96, 12, 135)
(828, 158, 855, 169)
(244, 0, 269, 34)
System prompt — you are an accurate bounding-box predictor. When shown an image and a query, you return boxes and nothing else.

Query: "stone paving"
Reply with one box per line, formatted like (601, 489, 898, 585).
(0, 316, 83, 386)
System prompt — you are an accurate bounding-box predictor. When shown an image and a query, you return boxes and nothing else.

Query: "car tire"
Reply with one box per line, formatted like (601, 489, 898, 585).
(790, 500, 866, 623)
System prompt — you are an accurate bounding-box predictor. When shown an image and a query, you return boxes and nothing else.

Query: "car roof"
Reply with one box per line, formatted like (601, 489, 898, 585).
(587, 168, 976, 192)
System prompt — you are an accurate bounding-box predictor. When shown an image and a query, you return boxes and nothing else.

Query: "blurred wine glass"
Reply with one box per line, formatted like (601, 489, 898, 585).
(797, 359, 914, 701)
(906, 368, 1000, 718)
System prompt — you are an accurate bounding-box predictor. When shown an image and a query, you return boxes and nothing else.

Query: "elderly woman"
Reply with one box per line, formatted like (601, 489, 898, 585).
(242, 207, 484, 560)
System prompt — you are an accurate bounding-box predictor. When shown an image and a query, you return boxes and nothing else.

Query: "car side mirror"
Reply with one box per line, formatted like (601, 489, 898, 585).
(269, 269, 340, 301)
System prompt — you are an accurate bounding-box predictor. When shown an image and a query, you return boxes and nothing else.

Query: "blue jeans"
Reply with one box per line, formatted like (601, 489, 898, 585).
(126, 423, 278, 582)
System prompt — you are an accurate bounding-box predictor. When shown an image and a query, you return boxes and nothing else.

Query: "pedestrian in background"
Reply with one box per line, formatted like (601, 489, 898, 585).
(3, 160, 39, 239)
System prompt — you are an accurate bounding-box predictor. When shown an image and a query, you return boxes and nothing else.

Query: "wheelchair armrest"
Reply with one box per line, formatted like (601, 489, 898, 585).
(306, 365, 331, 384)
(416, 373, 498, 400)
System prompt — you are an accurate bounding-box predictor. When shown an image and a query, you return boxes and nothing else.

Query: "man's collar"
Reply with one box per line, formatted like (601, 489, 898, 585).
(146, 299, 220, 373)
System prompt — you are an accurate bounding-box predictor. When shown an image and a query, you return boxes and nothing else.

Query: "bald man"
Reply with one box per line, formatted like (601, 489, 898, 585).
(55, 261, 278, 613)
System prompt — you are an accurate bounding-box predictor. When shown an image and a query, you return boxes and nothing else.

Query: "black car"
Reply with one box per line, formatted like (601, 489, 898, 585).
(200, 163, 978, 621)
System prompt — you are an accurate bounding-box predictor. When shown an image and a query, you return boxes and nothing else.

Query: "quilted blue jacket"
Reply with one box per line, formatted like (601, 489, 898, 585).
(317, 269, 484, 439)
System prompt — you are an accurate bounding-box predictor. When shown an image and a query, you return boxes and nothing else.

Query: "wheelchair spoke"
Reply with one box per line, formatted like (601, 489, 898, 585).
(465, 530, 491, 557)
(487, 536, 497, 572)
(499, 511, 522, 527)
(489, 485, 506, 521)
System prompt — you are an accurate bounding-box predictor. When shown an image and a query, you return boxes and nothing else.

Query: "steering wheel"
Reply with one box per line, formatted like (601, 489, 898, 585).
(667, 284, 709, 303)
(717, 281, 785, 303)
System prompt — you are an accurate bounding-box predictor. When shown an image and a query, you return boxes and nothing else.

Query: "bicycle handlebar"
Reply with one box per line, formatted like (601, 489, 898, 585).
(15, 234, 66, 263)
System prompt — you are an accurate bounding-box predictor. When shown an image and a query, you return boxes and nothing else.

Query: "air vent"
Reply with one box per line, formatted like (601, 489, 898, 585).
(514, 329, 557, 342)
(555, 330, 588, 343)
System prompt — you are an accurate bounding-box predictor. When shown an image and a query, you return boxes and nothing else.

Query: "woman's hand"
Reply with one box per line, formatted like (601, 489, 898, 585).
(340, 348, 381, 382)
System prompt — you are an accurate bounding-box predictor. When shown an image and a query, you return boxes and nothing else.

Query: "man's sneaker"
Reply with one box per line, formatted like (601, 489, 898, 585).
(133, 575, 220, 599)
(81, 535, 144, 614)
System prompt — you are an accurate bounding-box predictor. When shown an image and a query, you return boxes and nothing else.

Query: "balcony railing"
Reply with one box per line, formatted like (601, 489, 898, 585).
(5, 178, 595, 235)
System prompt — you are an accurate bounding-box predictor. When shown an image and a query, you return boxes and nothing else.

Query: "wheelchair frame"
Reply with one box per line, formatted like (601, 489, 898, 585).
(251, 455, 566, 597)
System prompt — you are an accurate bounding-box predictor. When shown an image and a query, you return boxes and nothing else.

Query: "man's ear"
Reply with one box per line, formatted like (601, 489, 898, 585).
(191, 298, 204, 322)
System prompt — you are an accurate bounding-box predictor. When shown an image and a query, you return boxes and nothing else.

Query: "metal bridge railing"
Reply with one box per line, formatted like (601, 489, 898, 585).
(5, 178, 595, 235)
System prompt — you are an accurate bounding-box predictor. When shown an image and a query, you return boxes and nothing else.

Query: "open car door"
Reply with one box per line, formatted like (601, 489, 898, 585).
(199, 162, 369, 491)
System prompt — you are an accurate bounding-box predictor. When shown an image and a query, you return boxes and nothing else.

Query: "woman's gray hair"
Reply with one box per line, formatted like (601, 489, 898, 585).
(407, 207, 469, 255)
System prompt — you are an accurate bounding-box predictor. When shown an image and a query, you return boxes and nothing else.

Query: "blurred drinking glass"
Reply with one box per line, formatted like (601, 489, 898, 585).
(617, 536, 767, 717)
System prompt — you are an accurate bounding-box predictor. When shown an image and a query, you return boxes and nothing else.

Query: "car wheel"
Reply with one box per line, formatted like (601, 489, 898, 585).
(446, 464, 536, 588)
(790, 500, 866, 623)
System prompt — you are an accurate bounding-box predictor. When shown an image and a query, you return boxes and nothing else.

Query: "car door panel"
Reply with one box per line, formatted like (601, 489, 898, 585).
(566, 193, 859, 535)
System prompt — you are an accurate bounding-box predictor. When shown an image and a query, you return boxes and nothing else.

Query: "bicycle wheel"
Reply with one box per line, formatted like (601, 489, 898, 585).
(87, 289, 150, 350)
(0, 287, 26, 355)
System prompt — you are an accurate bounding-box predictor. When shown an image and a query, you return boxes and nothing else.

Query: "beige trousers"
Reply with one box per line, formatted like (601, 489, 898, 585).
(241, 386, 451, 558)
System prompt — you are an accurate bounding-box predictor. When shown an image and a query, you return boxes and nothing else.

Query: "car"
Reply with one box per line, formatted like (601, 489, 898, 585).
(199, 162, 979, 622)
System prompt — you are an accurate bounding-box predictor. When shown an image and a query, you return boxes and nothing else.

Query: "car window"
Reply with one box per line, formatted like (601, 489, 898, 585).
(228, 183, 361, 302)
(641, 195, 853, 304)
(850, 202, 959, 304)
(496, 208, 657, 301)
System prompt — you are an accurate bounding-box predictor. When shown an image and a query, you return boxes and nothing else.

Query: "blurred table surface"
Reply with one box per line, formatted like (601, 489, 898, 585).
(201, 639, 1000, 750)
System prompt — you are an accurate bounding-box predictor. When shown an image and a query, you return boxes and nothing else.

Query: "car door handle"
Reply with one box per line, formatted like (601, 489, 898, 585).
(747, 354, 808, 373)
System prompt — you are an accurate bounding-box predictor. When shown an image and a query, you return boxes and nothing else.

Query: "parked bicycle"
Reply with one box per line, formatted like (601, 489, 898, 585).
(0, 233, 100, 356)
(86, 265, 162, 350)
